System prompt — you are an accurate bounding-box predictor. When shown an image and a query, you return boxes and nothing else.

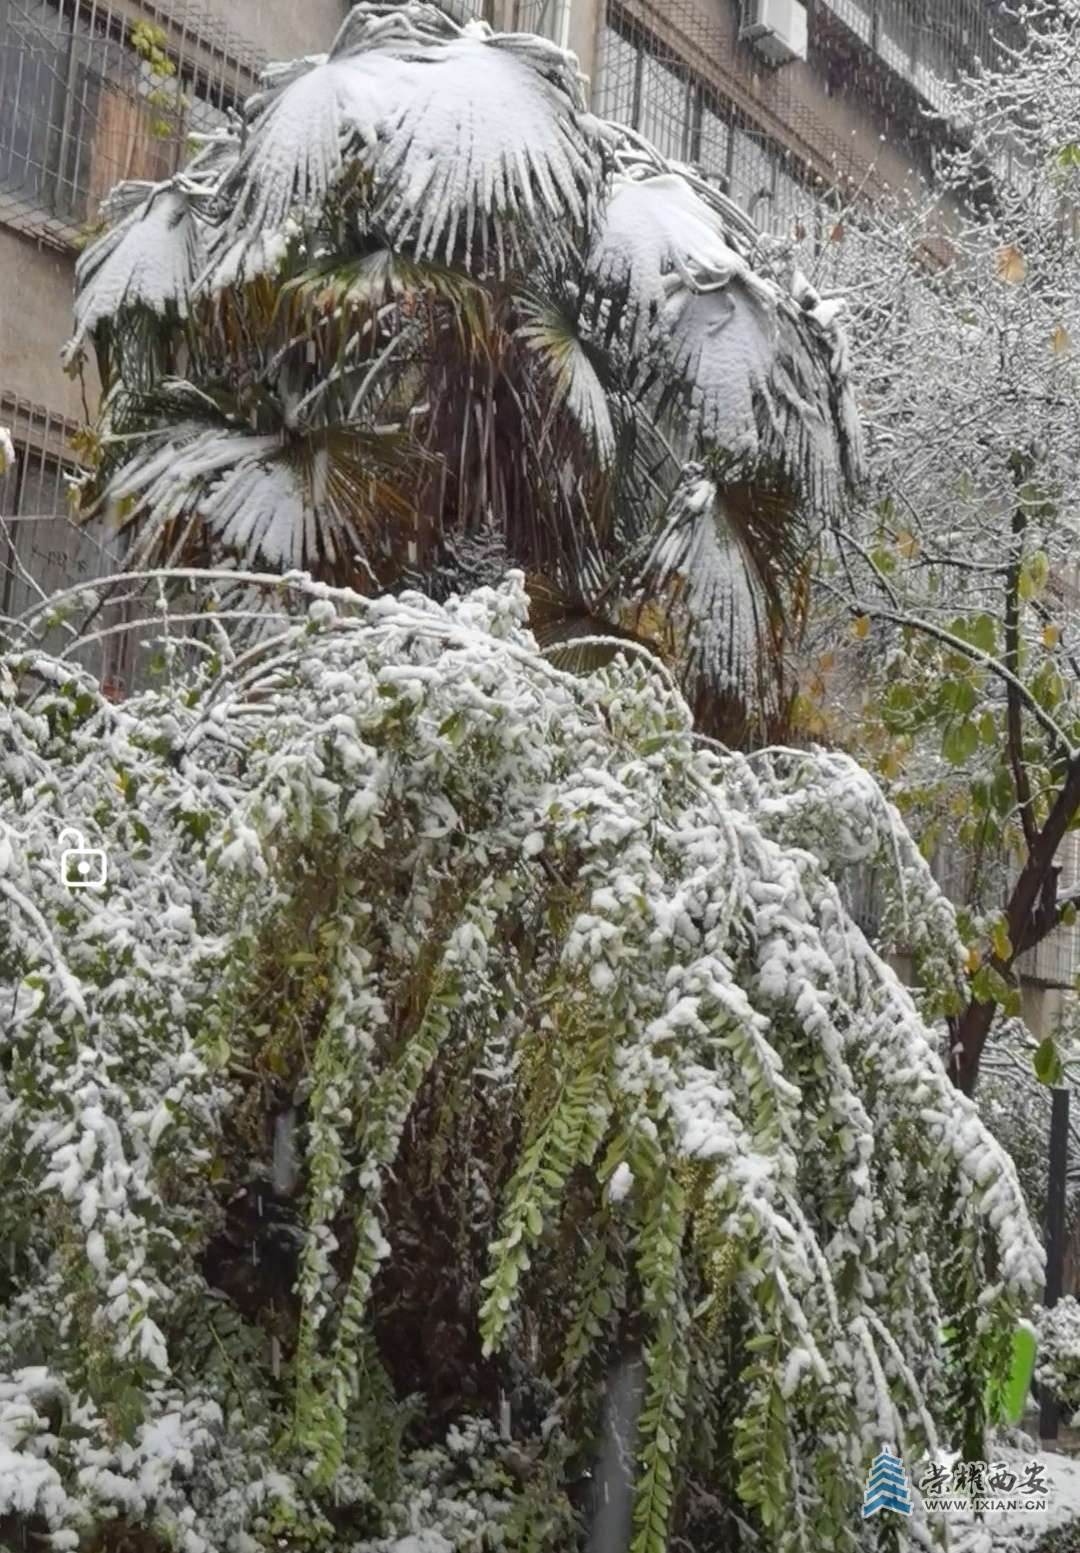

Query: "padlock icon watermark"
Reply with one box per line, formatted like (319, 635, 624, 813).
(57, 828, 108, 892)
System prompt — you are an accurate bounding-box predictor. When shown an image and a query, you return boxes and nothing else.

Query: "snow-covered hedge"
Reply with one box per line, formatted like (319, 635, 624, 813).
(0, 573, 1042, 1551)
(1036, 1297, 1080, 1417)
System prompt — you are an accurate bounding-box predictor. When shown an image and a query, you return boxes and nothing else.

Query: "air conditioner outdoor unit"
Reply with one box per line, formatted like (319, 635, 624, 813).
(740, 0, 808, 67)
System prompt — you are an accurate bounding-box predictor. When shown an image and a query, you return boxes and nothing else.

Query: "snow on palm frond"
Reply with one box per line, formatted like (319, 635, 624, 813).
(103, 404, 409, 572)
(65, 184, 203, 362)
(588, 166, 861, 512)
(634, 464, 781, 716)
(198, 219, 302, 295)
(219, 3, 605, 270)
(65, 134, 239, 365)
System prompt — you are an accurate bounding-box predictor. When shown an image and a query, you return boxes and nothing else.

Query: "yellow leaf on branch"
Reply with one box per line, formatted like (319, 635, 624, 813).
(852, 615, 871, 639)
(1052, 324, 1072, 354)
(996, 243, 1026, 283)
(1044, 623, 1060, 648)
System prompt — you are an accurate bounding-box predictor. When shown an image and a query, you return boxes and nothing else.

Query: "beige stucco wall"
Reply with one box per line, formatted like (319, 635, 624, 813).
(0, 228, 88, 420)
(567, 0, 602, 92)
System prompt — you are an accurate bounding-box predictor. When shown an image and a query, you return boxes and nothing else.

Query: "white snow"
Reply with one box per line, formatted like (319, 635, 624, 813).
(224, 16, 601, 269)
(67, 185, 202, 357)
(951, 1445, 1080, 1553)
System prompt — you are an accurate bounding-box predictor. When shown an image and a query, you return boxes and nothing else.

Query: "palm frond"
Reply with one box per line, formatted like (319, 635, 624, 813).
(65, 184, 202, 366)
(525, 573, 666, 675)
(217, 5, 606, 271)
(515, 294, 615, 464)
(66, 134, 239, 371)
(282, 249, 494, 359)
(587, 164, 861, 513)
(631, 462, 806, 723)
(95, 388, 415, 576)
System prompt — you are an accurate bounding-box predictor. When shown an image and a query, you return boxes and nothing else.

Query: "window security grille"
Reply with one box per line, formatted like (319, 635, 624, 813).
(0, 0, 265, 248)
(816, 0, 1002, 111)
(595, 0, 1018, 235)
(434, 0, 571, 46)
(0, 392, 126, 678)
(597, 1, 826, 238)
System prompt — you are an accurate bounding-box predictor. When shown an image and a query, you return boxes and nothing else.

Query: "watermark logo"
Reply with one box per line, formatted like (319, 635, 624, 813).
(918, 1458, 1050, 1515)
(862, 1448, 1052, 1519)
(57, 828, 108, 892)
(862, 1447, 913, 1519)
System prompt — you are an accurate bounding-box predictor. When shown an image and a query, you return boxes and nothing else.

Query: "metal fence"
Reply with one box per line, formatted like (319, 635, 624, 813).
(0, 0, 264, 248)
(0, 391, 128, 680)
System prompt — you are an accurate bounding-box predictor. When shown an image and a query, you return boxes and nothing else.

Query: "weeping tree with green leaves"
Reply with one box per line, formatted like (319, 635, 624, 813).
(63, 0, 860, 739)
(0, 570, 1045, 1553)
(10, 7, 1039, 1552)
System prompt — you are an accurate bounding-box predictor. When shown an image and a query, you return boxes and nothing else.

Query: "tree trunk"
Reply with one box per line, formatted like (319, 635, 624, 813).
(948, 999, 997, 1096)
(948, 757, 1080, 1096)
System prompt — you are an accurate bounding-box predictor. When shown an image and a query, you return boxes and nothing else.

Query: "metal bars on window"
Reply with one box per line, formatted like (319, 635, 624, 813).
(595, 0, 1020, 232)
(435, 0, 571, 46)
(0, 391, 127, 678)
(816, 0, 1004, 109)
(596, 2, 822, 236)
(0, 0, 265, 248)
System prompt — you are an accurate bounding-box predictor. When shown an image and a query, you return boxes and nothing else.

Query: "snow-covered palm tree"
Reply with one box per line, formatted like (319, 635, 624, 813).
(66, 0, 861, 735)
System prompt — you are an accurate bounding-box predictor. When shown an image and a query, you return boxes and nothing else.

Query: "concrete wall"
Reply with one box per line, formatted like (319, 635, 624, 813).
(0, 228, 87, 420)
(567, 0, 603, 92)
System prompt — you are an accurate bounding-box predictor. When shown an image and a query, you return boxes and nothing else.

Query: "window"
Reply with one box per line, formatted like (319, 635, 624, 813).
(598, 20, 640, 130)
(699, 99, 731, 190)
(599, 15, 806, 221)
(0, 429, 123, 678)
(729, 127, 777, 219)
(508, 0, 567, 43)
(599, 17, 696, 160)
(1, 438, 92, 618)
(0, 0, 68, 214)
(0, 0, 244, 237)
(771, 162, 810, 237)
(639, 49, 693, 163)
